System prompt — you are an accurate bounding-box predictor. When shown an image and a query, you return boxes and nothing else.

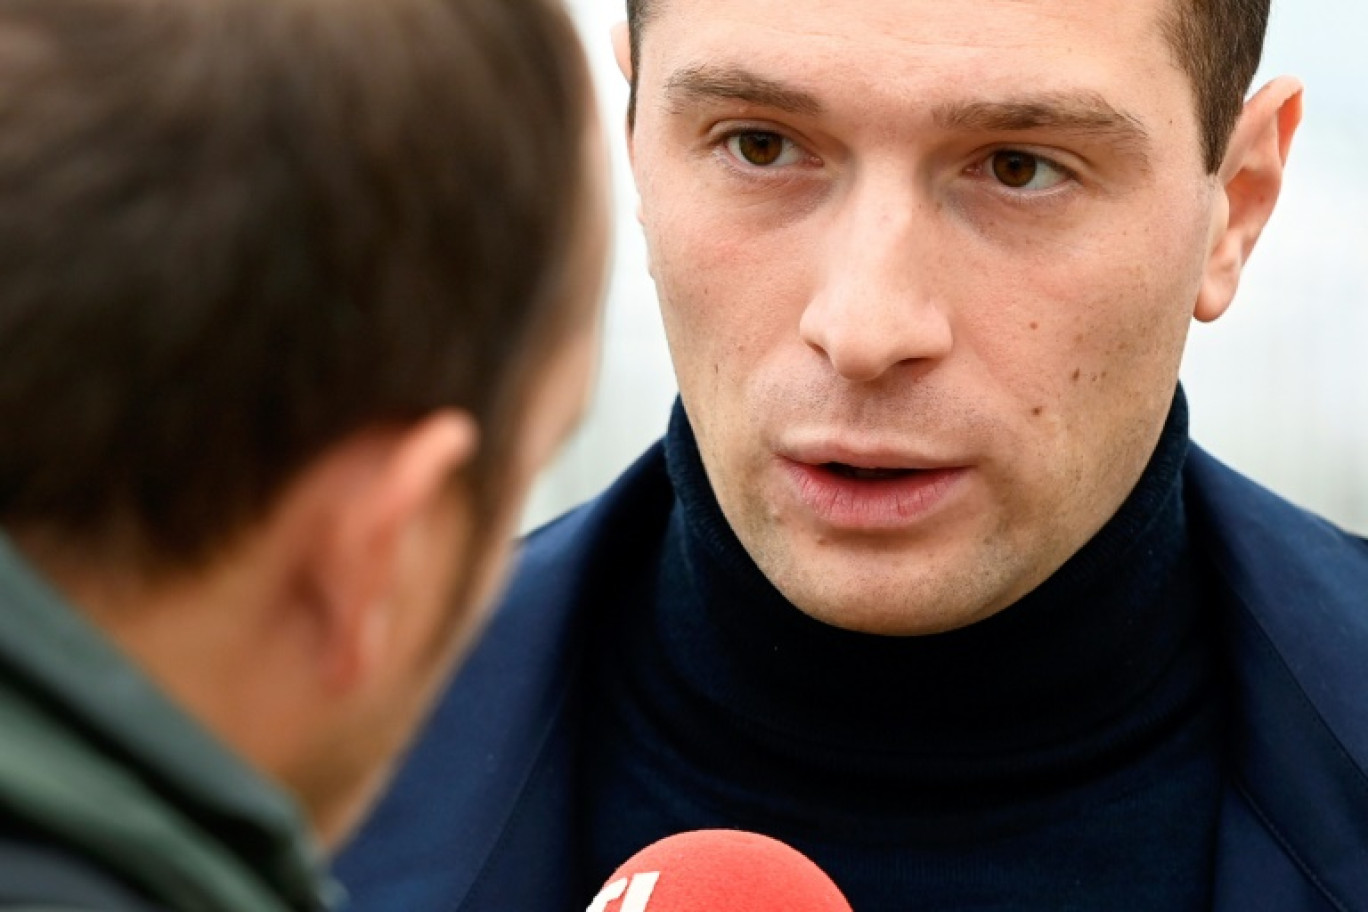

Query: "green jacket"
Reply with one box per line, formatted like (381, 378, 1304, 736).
(0, 535, 340, 912)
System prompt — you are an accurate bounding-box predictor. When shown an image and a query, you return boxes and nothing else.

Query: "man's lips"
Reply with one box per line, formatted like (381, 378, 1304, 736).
(778, 450, 969, 530)
(780, 441, 966, 473)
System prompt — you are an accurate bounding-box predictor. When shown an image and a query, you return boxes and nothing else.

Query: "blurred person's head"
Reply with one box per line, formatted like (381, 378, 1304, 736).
(0, 0, 607, 848)
(612, 0, 1300, 634)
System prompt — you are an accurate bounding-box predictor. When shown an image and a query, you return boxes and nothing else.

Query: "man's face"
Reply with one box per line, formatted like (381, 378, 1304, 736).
(629, 0, 1224, 634)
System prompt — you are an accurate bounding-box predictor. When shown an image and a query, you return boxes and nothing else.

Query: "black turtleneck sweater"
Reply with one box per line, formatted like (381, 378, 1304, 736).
(580, 392, 1224, 910)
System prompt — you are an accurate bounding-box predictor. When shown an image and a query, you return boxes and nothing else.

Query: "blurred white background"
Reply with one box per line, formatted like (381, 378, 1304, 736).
(526, 0, 1368, 535)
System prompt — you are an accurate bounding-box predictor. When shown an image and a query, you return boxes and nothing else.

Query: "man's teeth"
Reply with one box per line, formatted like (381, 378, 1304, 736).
(825, 463, 917, 480)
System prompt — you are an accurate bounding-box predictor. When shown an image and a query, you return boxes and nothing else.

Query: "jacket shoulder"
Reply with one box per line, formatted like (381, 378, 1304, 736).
(1186, 447, 1368, 907)
(1185, 447, 1368, 714)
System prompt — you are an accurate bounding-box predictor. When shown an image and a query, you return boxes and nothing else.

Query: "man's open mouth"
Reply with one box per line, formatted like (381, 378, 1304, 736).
(821, 463, 920, 481)
(784, 458, 965, 527)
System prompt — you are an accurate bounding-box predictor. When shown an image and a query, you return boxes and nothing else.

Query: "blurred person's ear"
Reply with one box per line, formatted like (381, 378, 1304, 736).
(611, 22, 632, 86)
(1195, 76, 1303, 324)
(279, 411, 478, 694)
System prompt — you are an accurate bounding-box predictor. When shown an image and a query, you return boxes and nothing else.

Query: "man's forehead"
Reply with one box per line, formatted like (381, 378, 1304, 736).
(639, 0, 1178, 68)
(639, 0, 1187, 135)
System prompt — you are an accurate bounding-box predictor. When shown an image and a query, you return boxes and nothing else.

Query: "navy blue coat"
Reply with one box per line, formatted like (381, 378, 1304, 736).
(334, 444, 1368, 912)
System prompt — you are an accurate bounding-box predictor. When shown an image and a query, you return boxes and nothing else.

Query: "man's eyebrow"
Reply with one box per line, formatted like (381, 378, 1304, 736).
(665, 64, 823, 117)
(933, 92, 1152, 157)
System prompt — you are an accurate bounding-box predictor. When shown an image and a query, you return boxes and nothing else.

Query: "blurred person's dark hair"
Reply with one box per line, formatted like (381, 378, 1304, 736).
(0, 0, 595, 575)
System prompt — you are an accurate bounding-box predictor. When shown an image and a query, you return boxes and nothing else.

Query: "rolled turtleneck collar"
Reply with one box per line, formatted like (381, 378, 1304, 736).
(656, 389, 1196, 775)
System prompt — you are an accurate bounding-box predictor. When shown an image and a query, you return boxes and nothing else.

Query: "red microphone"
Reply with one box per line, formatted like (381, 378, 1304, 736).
(585, 829, 852, 912)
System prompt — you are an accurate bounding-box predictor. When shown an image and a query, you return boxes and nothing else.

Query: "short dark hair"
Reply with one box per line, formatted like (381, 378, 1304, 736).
(623, 0, 1269, 172)
(0, 0, 595, 570)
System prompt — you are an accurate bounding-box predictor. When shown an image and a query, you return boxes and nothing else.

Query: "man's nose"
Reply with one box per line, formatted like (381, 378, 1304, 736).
(798, 179, 953, 383)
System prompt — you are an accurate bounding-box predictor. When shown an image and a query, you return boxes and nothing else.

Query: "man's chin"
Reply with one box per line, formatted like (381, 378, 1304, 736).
(772, 568, 1005, 637)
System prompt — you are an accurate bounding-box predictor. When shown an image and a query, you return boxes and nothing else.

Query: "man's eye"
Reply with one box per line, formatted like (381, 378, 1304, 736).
(987, 150, 1069, 191)
(724, 132, 802, 168)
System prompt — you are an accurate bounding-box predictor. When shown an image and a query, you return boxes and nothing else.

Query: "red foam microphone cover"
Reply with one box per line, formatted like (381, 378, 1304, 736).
(586, 829, 853, 912)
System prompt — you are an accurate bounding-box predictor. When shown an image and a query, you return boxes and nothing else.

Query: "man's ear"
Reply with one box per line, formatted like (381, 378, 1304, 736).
(611, 21, 639, 156)
(1195, 76, 1304, 323)
(610, 20, 644, 222)
(289, 411, 478, 694)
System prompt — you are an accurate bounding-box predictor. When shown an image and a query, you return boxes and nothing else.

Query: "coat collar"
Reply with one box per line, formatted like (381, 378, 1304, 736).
(0, 535, 335, 912)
